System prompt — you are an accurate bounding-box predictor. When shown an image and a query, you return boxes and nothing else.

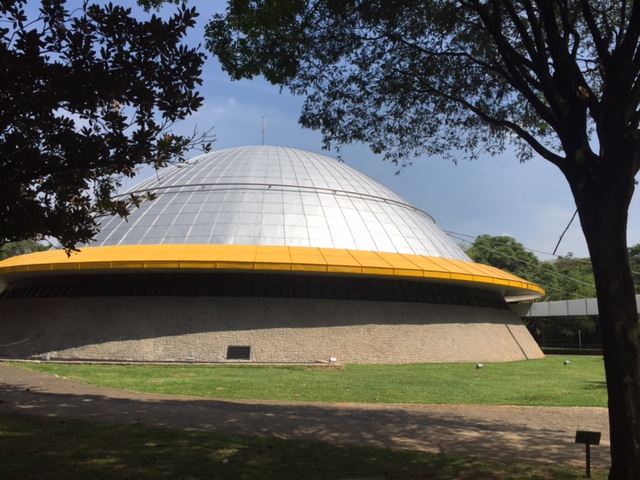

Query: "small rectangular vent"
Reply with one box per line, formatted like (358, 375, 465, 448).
(226, 345, 251, 360)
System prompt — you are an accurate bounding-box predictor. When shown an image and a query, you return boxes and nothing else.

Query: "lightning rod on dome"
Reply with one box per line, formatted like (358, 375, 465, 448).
(262, 114, 266, 145)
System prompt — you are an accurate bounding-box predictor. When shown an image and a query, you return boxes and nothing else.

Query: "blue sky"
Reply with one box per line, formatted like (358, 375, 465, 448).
(129, 3, 640, 260)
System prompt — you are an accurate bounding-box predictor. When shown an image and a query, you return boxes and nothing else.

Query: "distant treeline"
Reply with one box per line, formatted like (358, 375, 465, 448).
(464, 234, 640, 350)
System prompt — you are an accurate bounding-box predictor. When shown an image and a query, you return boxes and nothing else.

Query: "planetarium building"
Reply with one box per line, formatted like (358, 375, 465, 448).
(0, 146, 544, 363)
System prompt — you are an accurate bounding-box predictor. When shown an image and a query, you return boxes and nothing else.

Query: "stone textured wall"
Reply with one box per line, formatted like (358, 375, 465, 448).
(0, 296, 543, 363)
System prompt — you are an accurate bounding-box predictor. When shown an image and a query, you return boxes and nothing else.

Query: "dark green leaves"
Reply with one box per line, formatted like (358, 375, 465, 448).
(206, 0, 308, 84)
(205, 1, 637, 169)
(0, 0, 207, 250)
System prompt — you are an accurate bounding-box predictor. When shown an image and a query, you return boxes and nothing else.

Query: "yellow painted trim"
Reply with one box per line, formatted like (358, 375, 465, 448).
(0, 244, 545, 298)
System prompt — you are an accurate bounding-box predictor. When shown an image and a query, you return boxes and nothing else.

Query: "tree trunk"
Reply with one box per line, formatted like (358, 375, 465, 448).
(567, 157, 640, 479)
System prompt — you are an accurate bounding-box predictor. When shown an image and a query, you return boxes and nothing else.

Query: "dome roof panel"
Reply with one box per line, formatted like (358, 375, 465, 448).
(91, 146, 469, 261)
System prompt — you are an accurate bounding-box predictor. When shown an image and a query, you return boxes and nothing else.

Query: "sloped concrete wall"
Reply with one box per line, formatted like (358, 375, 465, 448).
(0, 296, 543, 364)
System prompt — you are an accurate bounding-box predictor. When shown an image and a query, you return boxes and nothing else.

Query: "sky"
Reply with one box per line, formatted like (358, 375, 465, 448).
(127, 3, 640, 261)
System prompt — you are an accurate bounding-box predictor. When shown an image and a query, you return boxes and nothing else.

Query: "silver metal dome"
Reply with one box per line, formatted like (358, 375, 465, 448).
(92, 146, 469, 260)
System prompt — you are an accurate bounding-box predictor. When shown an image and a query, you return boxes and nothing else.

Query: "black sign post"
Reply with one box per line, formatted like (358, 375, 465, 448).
(575, 430, 601, 478)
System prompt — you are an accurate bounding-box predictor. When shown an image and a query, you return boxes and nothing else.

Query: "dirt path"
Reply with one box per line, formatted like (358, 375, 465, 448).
(0, 363, 610, 468)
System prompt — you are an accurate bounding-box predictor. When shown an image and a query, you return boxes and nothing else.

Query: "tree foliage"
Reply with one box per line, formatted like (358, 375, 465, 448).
(207, 3, 640, 477)
(137, 0, 183, 13)
(0, 239, 49, 261)
(465, 235, 640, 300)
(465, 234, 599, 348)
(631, 243, 640, 294)
(0, 0, 206, 250)
(465, 234, 557, 294)
(207, 1, 639, 171)
(553, 255, 597, 299)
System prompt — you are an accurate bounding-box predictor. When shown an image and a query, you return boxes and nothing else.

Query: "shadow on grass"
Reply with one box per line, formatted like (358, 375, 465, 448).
(0, 364, 611, 479)
(0, 414, 607, 480)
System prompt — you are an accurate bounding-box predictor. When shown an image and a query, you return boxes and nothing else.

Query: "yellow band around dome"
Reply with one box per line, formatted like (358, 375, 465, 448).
(0, 244, 544, 300)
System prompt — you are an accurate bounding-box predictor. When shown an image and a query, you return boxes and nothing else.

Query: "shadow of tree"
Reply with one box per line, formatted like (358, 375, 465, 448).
(0, 364, 611, 477)
(0, 412, 605, 480)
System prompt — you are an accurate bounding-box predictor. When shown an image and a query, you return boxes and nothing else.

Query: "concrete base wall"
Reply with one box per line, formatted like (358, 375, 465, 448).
(0, 297, 543, 364)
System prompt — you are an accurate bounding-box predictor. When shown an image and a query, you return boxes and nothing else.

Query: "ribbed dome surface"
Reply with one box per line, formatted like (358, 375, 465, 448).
(92, 146, 469, 260)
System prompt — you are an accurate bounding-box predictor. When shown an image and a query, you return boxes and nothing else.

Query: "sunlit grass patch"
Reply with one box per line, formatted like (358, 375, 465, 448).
(15, 355, 606, 407)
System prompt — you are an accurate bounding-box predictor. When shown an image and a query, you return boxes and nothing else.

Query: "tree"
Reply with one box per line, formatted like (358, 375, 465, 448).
(630, 243, 640, 293)
(466, 235, 539, 278)
(554, 255, 598, 299)
(465, 234, 559, 297)
(466, 234, 600, 348)
(0, 0, 207, 250)
(0, 239, 49, 260)
(207, 2, 640, 477)
(465, 234, 601, 300)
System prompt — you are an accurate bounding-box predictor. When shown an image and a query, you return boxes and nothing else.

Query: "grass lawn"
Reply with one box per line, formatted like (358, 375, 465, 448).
(0, 413, 607, 480)
(14, 355, 607, 407)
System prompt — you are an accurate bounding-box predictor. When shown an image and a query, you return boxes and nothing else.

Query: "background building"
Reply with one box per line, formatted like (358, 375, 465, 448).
(0, 146, 544, 363)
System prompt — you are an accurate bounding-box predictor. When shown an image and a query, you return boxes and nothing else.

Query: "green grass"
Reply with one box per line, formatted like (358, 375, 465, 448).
(0, 413, 607, 480)
(14, 355, 607, 407)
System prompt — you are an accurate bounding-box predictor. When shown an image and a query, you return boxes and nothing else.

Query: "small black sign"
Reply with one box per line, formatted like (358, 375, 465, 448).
(575, 430, 601, 445)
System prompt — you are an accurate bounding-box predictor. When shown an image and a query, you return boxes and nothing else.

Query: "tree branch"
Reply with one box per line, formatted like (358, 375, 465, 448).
(392, 65, 565, 167)
(579, 0, 613, 60)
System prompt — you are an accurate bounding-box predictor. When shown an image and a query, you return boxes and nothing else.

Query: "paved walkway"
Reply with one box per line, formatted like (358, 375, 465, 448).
(0, 363, 610, 468)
